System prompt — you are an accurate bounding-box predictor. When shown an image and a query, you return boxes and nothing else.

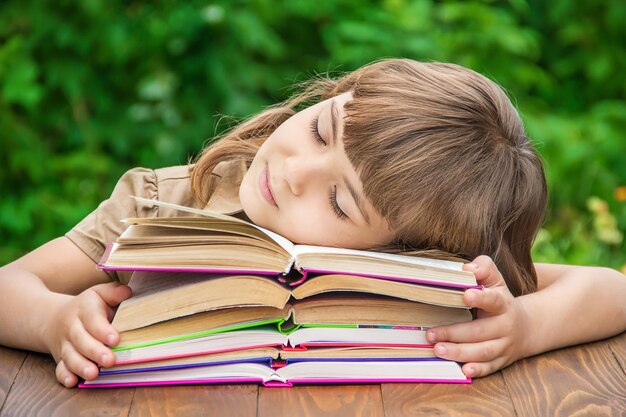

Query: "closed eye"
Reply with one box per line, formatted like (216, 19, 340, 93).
(330, 186, 348, 220)
(309, 115, 327, 146)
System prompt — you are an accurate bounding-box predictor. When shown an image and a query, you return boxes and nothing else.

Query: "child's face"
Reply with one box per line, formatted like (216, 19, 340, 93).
(240, 92, 396, 249)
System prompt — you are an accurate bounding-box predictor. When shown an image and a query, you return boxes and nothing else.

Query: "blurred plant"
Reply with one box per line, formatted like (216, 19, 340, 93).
(587, 197, 622, 245)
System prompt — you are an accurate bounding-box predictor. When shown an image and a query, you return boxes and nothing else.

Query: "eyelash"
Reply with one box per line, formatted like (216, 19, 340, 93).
(330, 186, 348, 220)
(310, 113, 343, 219)
(309, 116, 327, 146)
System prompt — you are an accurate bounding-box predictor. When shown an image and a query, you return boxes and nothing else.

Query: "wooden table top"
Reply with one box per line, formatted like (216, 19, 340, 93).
(1, 331, 624, 417)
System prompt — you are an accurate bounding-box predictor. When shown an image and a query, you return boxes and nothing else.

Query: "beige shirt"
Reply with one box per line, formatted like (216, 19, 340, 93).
(65, 161, 245, 284)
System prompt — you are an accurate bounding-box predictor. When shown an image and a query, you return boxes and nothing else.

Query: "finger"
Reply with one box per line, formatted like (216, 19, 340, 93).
(463, 255, 506, 288)
(90, 283, 133, 309)
(78, 303, 121, 347)
(462, 361, 504, 379)
(464, 287, 510, 315)
(55, 360, 78, 388)
(426, 315, 505, 344)
(432, 338, 509, 365)
(60, 341, 100, 381)
(68, 320, 116, 367)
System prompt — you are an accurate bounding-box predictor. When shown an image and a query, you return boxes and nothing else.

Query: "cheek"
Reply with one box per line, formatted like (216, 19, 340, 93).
(277, 219, 375, 249)
(292, 221, 327, 244)
(239, 166, 267, 227)
(271, 212, 338, 246)
(266, 116, 313, 151)
(238, 170, 255, 206)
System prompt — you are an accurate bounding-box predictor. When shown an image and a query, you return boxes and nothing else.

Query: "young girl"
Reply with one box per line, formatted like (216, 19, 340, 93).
(1, 59, 624, 388)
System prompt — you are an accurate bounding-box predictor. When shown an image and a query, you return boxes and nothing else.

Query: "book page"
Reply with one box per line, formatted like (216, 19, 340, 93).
(132, 196, 250, 224)
(251, 224, 295, 267)
(276, 360, 466, 381)
(292, 245, 464, 271)
(132, 196, 296, 270)
(286, 327, 428, 347)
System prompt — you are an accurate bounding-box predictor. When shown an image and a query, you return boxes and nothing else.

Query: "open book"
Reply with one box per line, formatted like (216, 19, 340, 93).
(98, 197, 477, 288)
(80, 360, 470, 388)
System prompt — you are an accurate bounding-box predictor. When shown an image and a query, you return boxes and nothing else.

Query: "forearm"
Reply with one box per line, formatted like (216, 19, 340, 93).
(519, 266, 626, 358)
(0, 265, 71, 353)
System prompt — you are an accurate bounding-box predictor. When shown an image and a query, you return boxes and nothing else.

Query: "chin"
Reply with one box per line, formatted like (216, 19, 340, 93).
(240, 203, 270, 229)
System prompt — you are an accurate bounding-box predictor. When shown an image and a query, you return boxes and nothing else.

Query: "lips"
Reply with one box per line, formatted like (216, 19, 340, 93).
(259, 166, 277, 206)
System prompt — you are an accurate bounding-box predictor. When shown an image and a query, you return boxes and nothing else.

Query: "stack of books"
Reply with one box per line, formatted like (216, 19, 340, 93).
(80, 198, 476, 388)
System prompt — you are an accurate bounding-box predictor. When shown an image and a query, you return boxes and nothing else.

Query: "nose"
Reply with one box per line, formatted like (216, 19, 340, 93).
(283, 155, 325, 196)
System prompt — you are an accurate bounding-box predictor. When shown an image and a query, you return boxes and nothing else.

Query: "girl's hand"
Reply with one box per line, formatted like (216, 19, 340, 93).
(44, 282, 132, 387)
(425, 255, 530, 378)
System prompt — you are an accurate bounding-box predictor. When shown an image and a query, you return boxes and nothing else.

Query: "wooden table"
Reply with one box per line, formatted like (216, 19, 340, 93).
(1, 331, 625, 416)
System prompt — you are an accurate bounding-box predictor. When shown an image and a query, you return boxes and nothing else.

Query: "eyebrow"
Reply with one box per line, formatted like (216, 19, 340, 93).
(330, 99, 339, 145)
(330, 99, 371, 225)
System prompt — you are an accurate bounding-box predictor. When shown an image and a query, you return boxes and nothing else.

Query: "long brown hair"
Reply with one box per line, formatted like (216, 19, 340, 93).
(192, 59, 547, 296)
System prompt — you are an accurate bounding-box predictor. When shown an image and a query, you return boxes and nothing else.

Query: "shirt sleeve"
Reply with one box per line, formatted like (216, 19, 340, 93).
(65, 167, 158, 283)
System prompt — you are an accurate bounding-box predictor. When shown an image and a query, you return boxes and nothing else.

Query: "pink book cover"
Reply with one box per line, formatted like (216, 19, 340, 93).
(79, 376, 471, 389)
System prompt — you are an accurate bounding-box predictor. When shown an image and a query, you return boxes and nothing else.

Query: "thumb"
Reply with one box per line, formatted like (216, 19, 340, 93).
(91, 282, 133, 308)
(463, 255, 506, 289)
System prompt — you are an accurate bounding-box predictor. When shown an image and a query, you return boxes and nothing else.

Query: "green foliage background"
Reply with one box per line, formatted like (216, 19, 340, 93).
(1, 0, 625, 270)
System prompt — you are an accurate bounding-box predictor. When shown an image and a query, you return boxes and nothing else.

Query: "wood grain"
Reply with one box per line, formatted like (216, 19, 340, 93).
(502, 339, 626, 417)
(0, 346, 26, 410)
(607, 331, 626, 374)
(381, 372, 515, 417)
(1, 331, 624, 416)
(0, 352, 134, 417)
(258, 384, 384, 417)
(129, 384, 258, 417)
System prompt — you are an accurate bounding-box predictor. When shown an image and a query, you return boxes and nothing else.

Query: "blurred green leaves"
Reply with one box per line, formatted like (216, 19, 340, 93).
(1, 0, 624, 271)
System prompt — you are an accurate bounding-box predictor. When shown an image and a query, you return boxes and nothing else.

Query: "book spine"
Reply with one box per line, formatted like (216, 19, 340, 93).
(290, 269, 308, 286)
(97, 243, 115, 270)
(261, 380, 293, 387)
(270, 360, 287, 369)
(277, 268, 306, 286)
(281, 345, 308, 352)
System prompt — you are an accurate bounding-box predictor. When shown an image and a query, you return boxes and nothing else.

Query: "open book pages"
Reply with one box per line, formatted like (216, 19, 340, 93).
(81, 360, 470, 387)
(132, 195, 295, 256)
